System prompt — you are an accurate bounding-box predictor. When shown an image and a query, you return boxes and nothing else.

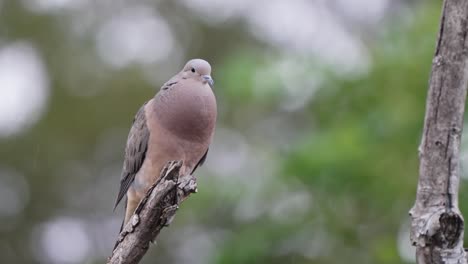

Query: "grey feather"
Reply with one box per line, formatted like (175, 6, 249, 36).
(113, 103, 150, 210)
(191, 148, 209, 175)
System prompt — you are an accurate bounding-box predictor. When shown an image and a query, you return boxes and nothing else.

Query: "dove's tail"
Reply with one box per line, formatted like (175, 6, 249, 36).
(112, 197, 127, 251)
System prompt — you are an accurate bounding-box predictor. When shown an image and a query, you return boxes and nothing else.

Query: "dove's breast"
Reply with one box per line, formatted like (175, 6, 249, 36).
(153, 78, 217, 142)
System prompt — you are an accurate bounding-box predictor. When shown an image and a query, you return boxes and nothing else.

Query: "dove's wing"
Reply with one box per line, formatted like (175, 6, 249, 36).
(114, 103, 150, 210)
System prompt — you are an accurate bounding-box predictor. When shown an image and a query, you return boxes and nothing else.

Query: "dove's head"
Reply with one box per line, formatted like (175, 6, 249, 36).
(182, 59, 214, 88)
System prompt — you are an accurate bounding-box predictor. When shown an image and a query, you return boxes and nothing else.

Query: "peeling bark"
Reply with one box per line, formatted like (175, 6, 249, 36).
(107, 161, 197, 264)
(410, 0, 468, 263)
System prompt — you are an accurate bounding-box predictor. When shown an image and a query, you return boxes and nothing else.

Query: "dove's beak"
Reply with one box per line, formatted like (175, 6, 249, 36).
(202, 75, 214, 88)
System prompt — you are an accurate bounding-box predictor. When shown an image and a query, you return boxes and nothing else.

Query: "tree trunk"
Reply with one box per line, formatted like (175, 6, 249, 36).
(410, 0, 468, 263)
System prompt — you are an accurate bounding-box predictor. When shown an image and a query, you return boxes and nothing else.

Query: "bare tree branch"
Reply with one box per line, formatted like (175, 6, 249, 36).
(410, 0, 468, 263)
(107, 160, 197, 264)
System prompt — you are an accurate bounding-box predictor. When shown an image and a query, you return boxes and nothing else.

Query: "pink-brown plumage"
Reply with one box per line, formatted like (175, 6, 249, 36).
(115, 59, 217, 226)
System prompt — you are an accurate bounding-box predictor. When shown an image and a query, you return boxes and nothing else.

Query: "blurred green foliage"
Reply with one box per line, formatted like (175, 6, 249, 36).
(213, 3, 445, 264)
(1, 1, 465, 264)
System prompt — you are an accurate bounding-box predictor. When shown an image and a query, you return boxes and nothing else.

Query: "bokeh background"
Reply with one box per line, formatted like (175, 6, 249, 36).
(1, 0, 466, 263)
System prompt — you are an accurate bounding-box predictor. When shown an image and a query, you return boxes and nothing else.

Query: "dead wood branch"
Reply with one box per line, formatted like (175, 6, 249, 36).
(410, 0, 468, 263)
(108, 160, 197, 264)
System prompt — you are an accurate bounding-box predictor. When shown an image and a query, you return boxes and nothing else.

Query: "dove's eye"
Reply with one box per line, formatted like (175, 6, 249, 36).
(191, 67, 195, 73)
